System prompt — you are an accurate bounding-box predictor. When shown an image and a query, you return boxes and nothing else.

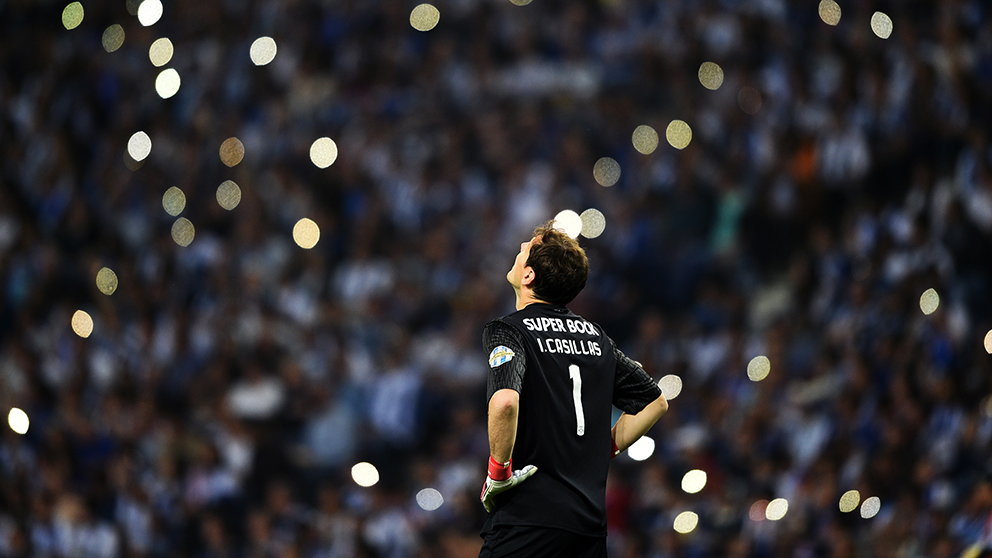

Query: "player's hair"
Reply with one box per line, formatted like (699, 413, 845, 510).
(526, 220, 589, 306)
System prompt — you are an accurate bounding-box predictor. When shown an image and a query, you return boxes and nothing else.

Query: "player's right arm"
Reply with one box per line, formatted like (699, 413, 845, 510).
(608, 337, 668, 455)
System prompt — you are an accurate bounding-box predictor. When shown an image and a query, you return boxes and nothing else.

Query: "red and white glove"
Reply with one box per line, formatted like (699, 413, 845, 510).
(480, 456, 537, 513)
(612, 438, 621, 458)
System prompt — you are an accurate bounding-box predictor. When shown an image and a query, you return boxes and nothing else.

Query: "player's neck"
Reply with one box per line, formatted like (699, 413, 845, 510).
(515, 288, 546, 311)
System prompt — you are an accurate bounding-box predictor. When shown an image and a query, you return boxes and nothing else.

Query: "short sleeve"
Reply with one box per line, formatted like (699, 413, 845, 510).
(483, 319, 527, 403)
(610, 336, 663, 414)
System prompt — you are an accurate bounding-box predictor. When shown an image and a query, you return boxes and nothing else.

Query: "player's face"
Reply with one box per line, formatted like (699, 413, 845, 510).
(507, 237, 536, 288)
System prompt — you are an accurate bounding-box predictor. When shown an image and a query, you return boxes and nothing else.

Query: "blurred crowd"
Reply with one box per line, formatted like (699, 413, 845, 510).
(2, 0, 992, 556)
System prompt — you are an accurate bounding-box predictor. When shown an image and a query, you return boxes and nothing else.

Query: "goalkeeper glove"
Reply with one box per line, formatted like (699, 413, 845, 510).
(480, 456, 537, 513)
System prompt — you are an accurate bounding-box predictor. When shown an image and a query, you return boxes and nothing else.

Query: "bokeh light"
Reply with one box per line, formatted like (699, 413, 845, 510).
(861, 496, 881, 519)
(250, 37, 277, 66)
(508, 0, 533, 5)
(632, 125, 659, 155)
(593, 157, 621, 187)
(96, 267, 118, 295)
(666, 120, 692, 150)
(749, 500, 768, 521)
(739, 87, 763, 115)
(149, 38, 174, 67)
(627, 436, 655, 461)
(658, 374, 682, 400)
(310, 137, 339, 168)
(216, 181, 242, 211)
(416, 488, 444, 511)
(980, 395, 992, 418)
(102, 25, 125, 52)
(128, 131, 152, 161)
(579, 208, 606, 239)
(172, 218, 195, 247)
(8, 408, 29, 435)
(871, 12, 893, 39)
(62, 2, 84, 30)
(155, 68, 181, 99)
(681, 469, 707, 494)
(920, 288, 939, 315)
(552, 210, 582, 239)
(293, 219, 320, 249)
(984, 330, 992, 354)
(839, 490, 861, 513)
(137, 0, 163, 26)
(71, 310, 93, 338)
(698, 62, 724, 90)
(163, 187, 186, 216)
(819, 0, 841, 26)
(352, 462, 379, 487)
(747, 355, 771, 381)
(126, 0, 141, 16)
(673, 511, 698, 534)
(766, 498, 789, 520)
(220, 137, 245, 167)
(410, 4, 440, 32)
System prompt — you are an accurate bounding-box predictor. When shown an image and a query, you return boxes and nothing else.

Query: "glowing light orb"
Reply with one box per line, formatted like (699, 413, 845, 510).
(871, 12, 893, 39)
(681, 469, 707, 494)
(593, 157, 621, 187)
(71, 310, 94, 338)
(839, 490, 861, 513)
(920, 288, 939, 315)
(137, 0, 163, 26)
(698, 62, 724, 90)
(666, 120, 692, 150)
(310, 137, 339, 168)
(293, 218, 320, 249)
(250, 37, 277, 66)
(658, 374, 682, 400)
(96, 267, 118, 295)
(819, 0, 841, 25)
(766, 498, 788, 520)
(62, 3, 84, 30)
(747, 356, 771, 381)
(155, 68, 181, 99)
(171, 218, 195, 247)
(552, 210, 582, 239)
(673, 511, 698, 534)
(220, 137, 245, 167)
(632, 125, 659, 155)
(410, 4, 440, 32)
(579, 208, 606, 239)
(128, 131, 152, 162)
(8, 408, 29, 435)
(352, 462, 380, 487)
(627, 436, 655, 461)
(162, 187, 186, 216)
(102, 25, 125, 52)
(149, 38, 174, 67)
(860, 496, 881, 519)
(416, 488, 444, 510)
(216, 181, 242, 211)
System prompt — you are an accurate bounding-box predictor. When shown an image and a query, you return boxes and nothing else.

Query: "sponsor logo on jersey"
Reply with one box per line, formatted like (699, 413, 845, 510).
(488, 346, 515, 368)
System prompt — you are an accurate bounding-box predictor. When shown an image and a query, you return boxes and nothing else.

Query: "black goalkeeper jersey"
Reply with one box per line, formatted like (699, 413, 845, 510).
(482, 303, 663, 536)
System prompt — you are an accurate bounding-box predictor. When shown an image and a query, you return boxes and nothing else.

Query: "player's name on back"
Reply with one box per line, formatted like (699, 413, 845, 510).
(536, 337, 603, 356)
(522, 317, 600, 337)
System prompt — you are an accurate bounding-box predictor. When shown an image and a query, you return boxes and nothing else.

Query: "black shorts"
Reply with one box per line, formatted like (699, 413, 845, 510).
(479, 525, 608, 558)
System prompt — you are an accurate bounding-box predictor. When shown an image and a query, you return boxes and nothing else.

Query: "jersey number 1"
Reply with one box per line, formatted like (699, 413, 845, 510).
(569, 364, 585, 436)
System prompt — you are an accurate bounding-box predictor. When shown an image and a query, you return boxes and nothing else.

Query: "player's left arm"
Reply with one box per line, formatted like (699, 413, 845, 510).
(608, 337, 668, 455)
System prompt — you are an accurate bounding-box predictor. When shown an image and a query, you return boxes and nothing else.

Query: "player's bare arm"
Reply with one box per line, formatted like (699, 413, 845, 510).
(487, 388, 519, 463)
(611, 392, 668, 454)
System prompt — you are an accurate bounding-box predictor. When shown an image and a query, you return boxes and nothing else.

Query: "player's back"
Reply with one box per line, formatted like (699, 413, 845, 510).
(484, 303, 617, 536)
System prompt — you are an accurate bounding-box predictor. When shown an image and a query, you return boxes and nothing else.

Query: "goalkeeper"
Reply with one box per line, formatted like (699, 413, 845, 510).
(479, 221, 669, 558)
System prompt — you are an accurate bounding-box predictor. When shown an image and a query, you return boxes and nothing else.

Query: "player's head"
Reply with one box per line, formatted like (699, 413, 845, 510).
(507, 220, 589, 306)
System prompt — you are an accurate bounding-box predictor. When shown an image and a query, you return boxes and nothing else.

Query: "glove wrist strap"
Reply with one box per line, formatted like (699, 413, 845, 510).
(488, 456, 512, 481)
